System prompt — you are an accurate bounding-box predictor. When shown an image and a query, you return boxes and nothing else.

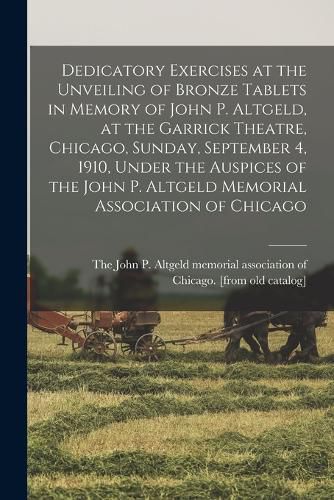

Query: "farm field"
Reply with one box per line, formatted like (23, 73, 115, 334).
(28, 311, 334, 499)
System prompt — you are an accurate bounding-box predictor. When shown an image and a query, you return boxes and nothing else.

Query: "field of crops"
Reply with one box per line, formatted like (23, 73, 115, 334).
(28, 311, 334, 499)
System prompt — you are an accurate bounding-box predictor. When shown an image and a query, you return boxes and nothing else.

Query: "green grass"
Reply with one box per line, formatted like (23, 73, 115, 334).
(28, 476, 300, 500)
(28, 312, 334, 499)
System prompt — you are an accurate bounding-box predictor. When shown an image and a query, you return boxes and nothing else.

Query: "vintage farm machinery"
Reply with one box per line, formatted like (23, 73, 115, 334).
(29, 310, 164, 361)
(28, 306, 292, 362)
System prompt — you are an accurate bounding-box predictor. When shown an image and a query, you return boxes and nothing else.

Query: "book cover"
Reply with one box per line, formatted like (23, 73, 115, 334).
(28, 2, 334, 498)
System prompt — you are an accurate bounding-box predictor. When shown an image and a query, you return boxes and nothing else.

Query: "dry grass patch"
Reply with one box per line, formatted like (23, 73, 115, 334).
(28, 326, 69, 359)
(188, 377, 330, 392)
(287, 479, 334, 496)
(28, 474, 181, 491)
(254, 378, 329, 390)
(63, 408, 325, 458)
(31, 474, 334, 495)
(28, 390, 129, 426)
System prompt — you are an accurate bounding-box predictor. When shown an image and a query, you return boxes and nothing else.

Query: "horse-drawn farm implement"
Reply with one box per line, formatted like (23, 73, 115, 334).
(29, 310, 164, 361)
(28, 307, 292, 362)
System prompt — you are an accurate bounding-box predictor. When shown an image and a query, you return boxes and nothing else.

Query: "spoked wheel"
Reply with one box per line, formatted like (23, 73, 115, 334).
(135, 334, 166, 362)
(83, 330, 117, 359)
(121, 342, 136, 356)
(72, 329, 87, 352)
